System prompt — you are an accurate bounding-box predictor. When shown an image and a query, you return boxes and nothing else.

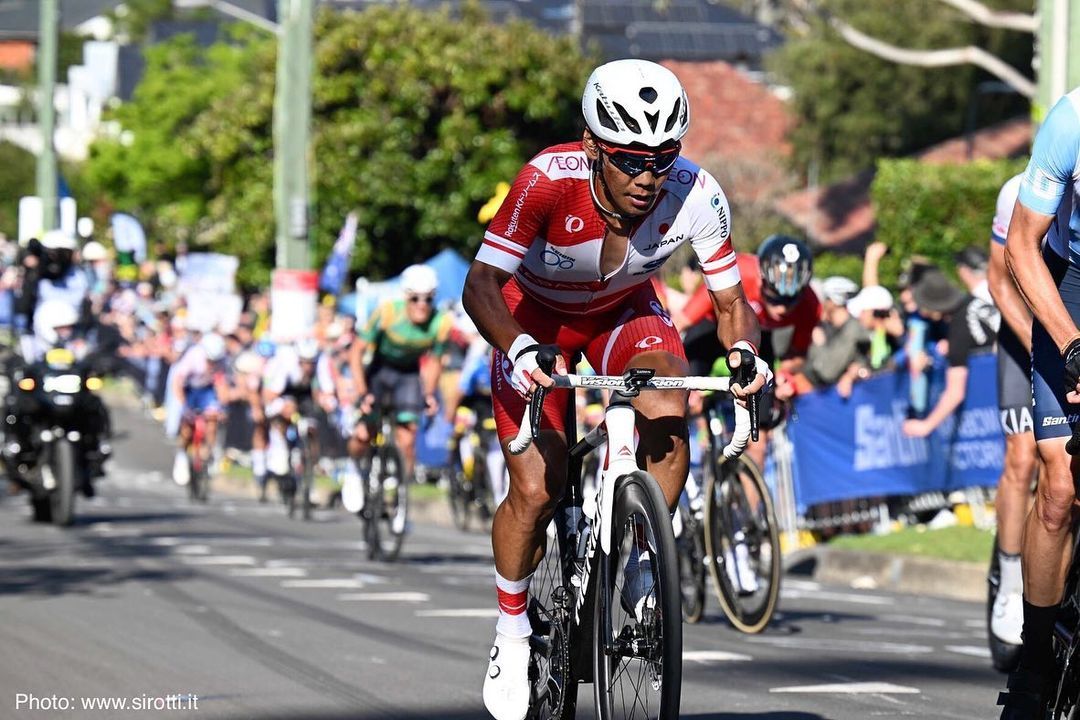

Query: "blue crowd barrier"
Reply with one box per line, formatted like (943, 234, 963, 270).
(786, 352, 1003, 510)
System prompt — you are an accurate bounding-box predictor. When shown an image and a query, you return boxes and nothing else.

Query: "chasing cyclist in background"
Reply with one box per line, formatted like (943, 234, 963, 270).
(987, 174, 1040, 658)
(170, 333, 228, 486)
(997, 85, 1080, 719)
(462, 59, 769, 720)
(347, 264, 451, 516)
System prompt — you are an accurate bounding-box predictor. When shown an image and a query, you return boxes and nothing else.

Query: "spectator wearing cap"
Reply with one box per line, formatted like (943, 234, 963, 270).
(803, 276, 867, 395)
(848, 285, 904, 370)
(903, 267, 1001, 438)
(955, 246, 992, 305)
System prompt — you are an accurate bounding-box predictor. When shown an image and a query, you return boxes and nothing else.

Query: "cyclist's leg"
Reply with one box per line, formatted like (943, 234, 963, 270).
(389, 368, 424, 480)
(250, 393, 268, 498)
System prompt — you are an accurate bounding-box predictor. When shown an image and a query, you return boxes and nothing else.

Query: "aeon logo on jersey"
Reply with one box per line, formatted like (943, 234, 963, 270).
(635, 336, 663, 349)
(545, 155, 589, 174)
(649, 301, 674, 327)
(565, 215, 584, 233)
(541, 247, 575, 269)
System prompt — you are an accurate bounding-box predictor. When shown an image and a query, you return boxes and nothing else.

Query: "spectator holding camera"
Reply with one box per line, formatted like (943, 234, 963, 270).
(848, 285, 904, 370)
(803, 276, 865, 393)
(902, 267, 1000, 438)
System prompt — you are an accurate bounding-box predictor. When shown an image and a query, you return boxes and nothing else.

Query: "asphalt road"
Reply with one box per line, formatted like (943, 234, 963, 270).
(0, 404, 1005, 720)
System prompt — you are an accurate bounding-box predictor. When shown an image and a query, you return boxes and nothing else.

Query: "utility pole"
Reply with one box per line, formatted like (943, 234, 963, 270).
(1035, 0, 1080, 120)
(273, 0, 314, 271)
(36, 0, 58, 233)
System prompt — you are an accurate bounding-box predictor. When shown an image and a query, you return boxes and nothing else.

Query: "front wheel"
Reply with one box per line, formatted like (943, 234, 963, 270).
(704, 454, 780, 634)
(365, 443, 408, 561)
(594, 470, 682, 720)
(48, 439, 76, 527)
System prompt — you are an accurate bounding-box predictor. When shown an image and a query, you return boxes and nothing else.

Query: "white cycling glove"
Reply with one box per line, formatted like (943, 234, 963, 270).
(508, 334, 541, 399)
(731, 340, 773, 389)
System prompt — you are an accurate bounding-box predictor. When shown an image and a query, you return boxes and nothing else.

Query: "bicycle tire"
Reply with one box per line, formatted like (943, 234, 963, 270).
(447, 442, 471, 531)
(986, 535, 1022, 673)
(704, 454, 780, 634)
(1049, 536, 1080, 718)
(594, 470, 682, 720)
(525, 504, 579, 720)
(301, 436, 315, 521)
(369, 442, 407, 562)
(676, 503, 706, 625)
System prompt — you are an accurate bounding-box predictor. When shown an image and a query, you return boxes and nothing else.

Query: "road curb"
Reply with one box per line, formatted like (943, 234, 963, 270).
(809, 547, 985, 602)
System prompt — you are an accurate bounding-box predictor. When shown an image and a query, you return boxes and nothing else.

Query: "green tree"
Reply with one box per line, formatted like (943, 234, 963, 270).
(870, 157, 1026, 286)
(0, 142, 36, 239)
(84, 5, 591, 287)
(768, 0, 1033, 182)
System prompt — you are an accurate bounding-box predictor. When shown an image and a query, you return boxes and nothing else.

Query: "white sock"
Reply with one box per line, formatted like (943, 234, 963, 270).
(999, 551, 1023, 595)
(251, 449, 266, 478)
(495, 571, 532, 638)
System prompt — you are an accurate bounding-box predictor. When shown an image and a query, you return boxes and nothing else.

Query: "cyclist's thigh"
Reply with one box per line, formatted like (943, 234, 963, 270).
(1032, 250, 1080, 443)
(384, 367, 423, 425)
(998, 322, 1034, 437)
(583, 284, 685, 376)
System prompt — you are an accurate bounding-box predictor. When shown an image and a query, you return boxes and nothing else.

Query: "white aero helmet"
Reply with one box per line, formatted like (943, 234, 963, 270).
(81, 240, 108, 261)
(401, 264, 438, 295)
(40, 229, 78, 251)
(582, 59, 690, 147)
(36, 300, 79, 345)
(200, 333, 227, 362)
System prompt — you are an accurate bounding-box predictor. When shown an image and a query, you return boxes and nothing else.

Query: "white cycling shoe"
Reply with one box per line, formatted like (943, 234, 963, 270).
(340, 466, 364, 514)
(622, 556, 656, 621)
(172, 451, 190, 487)
(483, 633, 530, 720)
(991, 590, 1024, 646)
(725, 543, 759, 596)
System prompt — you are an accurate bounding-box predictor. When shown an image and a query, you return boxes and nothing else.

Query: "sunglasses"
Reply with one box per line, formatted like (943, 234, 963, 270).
(407, 294, 434, 305)
(598, 141, 681, 177)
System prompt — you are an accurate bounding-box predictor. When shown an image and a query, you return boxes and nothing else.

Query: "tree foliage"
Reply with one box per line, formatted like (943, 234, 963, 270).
(871, 157, 1026, 286)
(0, 142, 36, 239)
(84, 5, 591, 287)
(768, 0, 1033, 182)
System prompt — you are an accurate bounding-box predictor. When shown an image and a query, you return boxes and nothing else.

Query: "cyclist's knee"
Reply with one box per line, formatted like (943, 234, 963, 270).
(1003, 434, 1037, 483)
(507, 472, 561, 525)
(1034, 458, 1075, 533)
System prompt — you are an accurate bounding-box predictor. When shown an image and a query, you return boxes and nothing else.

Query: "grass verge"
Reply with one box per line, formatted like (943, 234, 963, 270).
(828, 525, 994, 564)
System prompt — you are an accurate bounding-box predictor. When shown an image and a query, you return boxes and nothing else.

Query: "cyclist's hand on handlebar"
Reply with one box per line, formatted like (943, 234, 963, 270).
(727, 341, 772, 400)
(359, 393, 375, 415)
(1065, 338, 1080, 404)
(508, 334, 566, 399)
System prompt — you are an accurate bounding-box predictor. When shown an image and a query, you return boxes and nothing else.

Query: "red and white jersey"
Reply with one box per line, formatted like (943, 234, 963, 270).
(476, 142, 740, 314)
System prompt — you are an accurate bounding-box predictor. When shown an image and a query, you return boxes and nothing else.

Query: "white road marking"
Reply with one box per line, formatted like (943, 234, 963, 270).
(683, 650, 753, 663)
(783, 578, 823, 591)
(879, 614, 948, 627)
(781, 588, 895, 606)
(946, 645, 992, 658)
(281, 579, 365, 589)
(965, 619, 985, 629)
(174, 545, 212, 555)
(745, 637, 933, 655)
(337, 592, 431, 602)
(180, 555, 257, 566)
(771, 682, 920, 694)
(229, 567, 308, 578)
(150, 537, 183, 546)
(418, 564, 494, 576)
(416, 609, 500, 618)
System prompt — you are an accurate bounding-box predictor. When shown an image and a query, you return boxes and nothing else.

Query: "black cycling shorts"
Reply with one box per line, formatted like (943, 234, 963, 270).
(1032, 248, 1080, 441)
(368, 364, 423, 424)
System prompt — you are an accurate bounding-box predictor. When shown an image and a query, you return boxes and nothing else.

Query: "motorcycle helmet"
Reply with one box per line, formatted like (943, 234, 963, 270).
(36, 300, 80, 346)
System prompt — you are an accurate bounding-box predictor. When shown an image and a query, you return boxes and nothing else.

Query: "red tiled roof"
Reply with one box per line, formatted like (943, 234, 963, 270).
(775, 117, 1033, 249)
(661, 60, 793, 162)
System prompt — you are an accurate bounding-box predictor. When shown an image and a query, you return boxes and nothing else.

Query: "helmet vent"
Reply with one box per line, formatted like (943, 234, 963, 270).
(594, 99, 619, 132)
(612, 102, 641, 134)
(639, 86, 658, 103)
(664, 98, 682, 133)
(645, 110, 659, 131)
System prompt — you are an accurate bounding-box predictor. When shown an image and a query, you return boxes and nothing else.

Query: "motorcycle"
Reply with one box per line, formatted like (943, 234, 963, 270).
(2, 346, 110, 526)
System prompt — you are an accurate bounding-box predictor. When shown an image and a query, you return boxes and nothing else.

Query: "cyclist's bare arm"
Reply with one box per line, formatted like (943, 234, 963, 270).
(348, 336, 370, 399)
(708, 284, 764, 396)
(420, 352, 445, 406)
(990, 239, 1033, 352)
(1005, 203, 1074, 350)
(462, 263, 528, 356)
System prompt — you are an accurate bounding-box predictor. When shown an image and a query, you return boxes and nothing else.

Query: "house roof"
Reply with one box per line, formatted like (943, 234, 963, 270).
(775, 116, 1033, 250)
(0, 0, 121, 40)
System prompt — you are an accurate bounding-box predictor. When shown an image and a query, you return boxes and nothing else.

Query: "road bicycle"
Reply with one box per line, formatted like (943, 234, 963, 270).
(516, 350, 755, 719)
(447, 403, 497, 531)
(185, 411, 210, 503)
(356, 397, 410, 561)
(1043, 431, 1080, 716)
(699, 391, 781, 634)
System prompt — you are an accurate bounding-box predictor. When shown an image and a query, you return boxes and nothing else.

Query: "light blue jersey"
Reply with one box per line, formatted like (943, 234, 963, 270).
(1019, 87, 1080, 263)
